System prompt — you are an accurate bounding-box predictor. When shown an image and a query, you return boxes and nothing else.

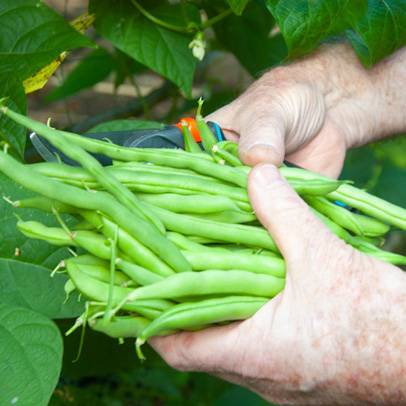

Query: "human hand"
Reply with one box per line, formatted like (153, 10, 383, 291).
(207, 43, 406, 178)
(149, 163, 406, 405)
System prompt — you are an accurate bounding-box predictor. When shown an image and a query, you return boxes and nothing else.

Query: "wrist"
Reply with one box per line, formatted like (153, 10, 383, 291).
(297, 41, 380, 149)
(368, 46, 406, 142)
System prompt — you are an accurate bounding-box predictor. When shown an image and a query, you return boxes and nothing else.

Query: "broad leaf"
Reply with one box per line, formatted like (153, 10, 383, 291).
(0, 0, 95, 80)
(266, 0, 367, 59)
(89, 0, 200, 98)
(346, 0, 406, 66)
(0, 174, 84, 318)
(227, 0, 251, 15)
(44, 48, 117, 102)
(0, 259, 84, 319)
(212, 2, 287, 76)
(0, 304, 63, 406)
(87, 119, 163, 134)
(0, 72, 27, 159)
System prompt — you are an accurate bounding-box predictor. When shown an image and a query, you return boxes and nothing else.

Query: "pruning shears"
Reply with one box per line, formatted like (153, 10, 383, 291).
(30, 117, 225, 166)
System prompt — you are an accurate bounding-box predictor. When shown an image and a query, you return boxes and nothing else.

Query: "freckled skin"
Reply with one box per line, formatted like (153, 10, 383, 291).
(149, 43, 406, 405)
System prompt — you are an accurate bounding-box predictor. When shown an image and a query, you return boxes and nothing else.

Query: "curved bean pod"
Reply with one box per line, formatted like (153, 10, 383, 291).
(136, 295, 269, 359)
(304, 195, 364, 236)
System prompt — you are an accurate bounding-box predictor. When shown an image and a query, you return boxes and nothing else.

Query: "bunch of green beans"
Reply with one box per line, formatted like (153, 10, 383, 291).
(1, 100, 406, 359)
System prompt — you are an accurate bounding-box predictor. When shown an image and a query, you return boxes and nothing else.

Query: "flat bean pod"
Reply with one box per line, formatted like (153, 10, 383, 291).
(181, 250, 286, 277)
(135, 193, 243, 214)
(116, 259, 164, 286)
(90, 316, 151, 339)
(187, 210, 258, 224)
(136, 295, 269, 359)
(127, 270, 285, 301)
(147, 204, 279, 252)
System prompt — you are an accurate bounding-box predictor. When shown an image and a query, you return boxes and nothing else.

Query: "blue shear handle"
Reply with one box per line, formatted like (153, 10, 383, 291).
(207, 121, 224, 142)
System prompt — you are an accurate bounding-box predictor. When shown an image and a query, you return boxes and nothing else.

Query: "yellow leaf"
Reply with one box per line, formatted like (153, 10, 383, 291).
(23, 12, 95, 94)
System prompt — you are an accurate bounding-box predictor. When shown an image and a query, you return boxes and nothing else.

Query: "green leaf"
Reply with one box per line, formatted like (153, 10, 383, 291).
(87, 118, 163, 134)
(0, 173, 84, 318)
(0, 0, 95, 80)
(227, 0, 251, 15)
(265, 0, 367, 59)
(211, 2, 287, 76)
(89, 0, 199, 98)
(0, 72, 27, 159)
(0, 304, 63, 406)
(44, 48, 117, 102)
(346, 0, 406, 66)
(0, 258, 84, 319)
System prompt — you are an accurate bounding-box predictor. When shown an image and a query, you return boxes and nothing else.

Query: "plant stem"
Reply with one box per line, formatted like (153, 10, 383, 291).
(201, 8, 233, 30)
(131, 0, 194, 34)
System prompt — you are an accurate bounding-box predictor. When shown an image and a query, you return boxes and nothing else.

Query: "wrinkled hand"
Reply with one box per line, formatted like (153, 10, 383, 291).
(207, 43, 378, 178)
(149, 164, 406, 405)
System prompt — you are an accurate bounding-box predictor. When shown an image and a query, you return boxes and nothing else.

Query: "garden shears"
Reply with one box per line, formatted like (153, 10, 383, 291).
(30, 118, 224, 166)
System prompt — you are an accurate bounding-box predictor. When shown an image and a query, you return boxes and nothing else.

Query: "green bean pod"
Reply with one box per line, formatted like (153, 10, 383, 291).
(186, 210, 258, 224)
(349, 237, 406, 265)
(17, 220, 77, 246)
(136, 295, 269, 359)
(16, 196, 77, 213)
(89, 316, 151, 339)
(181, 120, 202, 154)
(348, 212, 390, 237)
(147, 204, 279, 253)
(134, 193, 244, 214)
(0, 150, 192, 273)
(57, 129, 249, 188)
(279, 166, 406, 230)
(304, 195, 364, 236)
(66, 262, 172, 319)
(2, 107, 166, 234)
(115, 259, 164, 286)
(65, 261, 133, 287)
(79, 210, 175, 277)
(166, 232, 231, 254)
(211, 145, 243, 167)
(127, 270, 285, 302)
(181, 250, 286, 277)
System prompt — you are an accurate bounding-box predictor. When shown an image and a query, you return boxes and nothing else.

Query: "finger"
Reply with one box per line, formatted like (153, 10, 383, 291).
(148, 321, 247, 373)
(247, 163, 329, 264)
(237, 113, 286, 167)
(205, 105, 240, 143)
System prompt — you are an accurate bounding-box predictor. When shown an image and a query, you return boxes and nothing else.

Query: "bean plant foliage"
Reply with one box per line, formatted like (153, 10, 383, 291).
(0, 0, 405, 404)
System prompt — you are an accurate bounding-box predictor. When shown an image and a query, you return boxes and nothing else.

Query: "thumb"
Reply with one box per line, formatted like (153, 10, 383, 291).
(247, 163, 327, 263)
(206, 102, 287, 168)
(237, 115, 286, 167)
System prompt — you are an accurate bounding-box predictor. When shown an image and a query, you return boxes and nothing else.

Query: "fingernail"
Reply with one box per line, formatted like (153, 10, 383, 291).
(240, 142, 281, 158)
(253, 163, 285, 188)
